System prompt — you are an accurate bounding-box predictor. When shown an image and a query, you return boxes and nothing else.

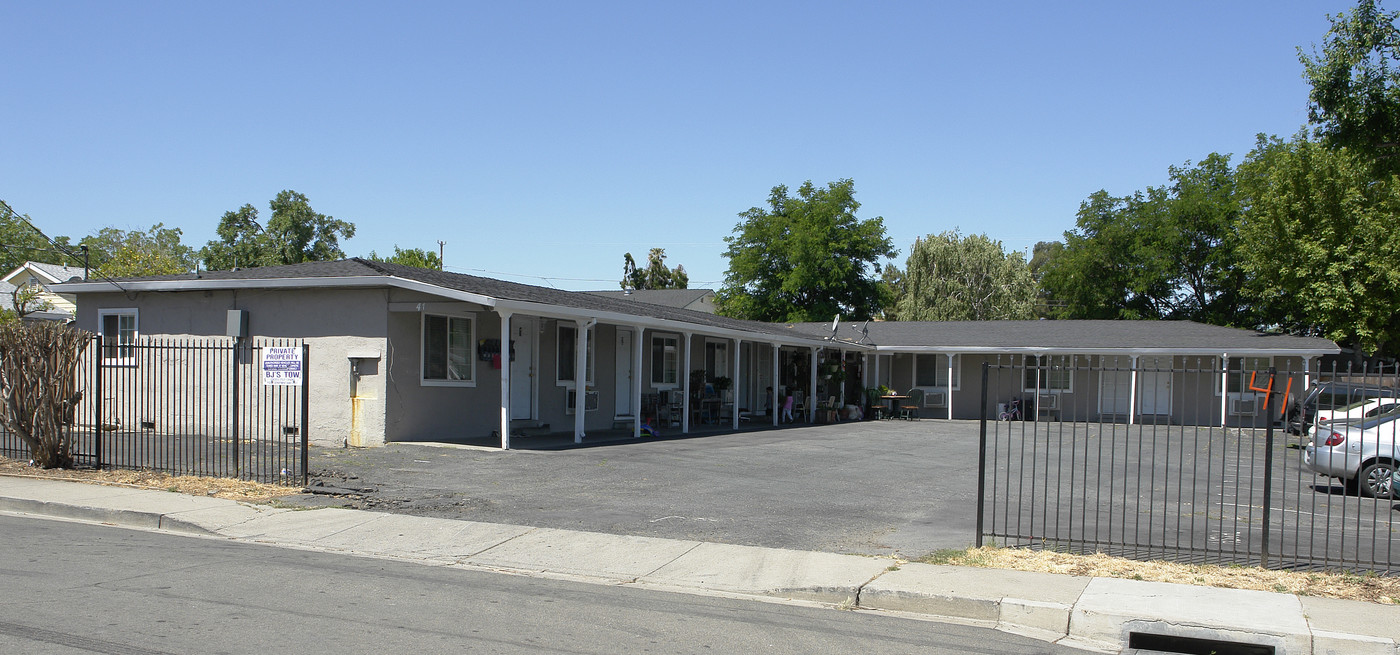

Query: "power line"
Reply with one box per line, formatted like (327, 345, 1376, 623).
(0, 199, 130, 293)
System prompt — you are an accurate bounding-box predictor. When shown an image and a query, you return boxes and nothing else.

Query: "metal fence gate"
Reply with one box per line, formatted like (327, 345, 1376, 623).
(978, 358, 1400, 574)
(1, 336, 308, 485)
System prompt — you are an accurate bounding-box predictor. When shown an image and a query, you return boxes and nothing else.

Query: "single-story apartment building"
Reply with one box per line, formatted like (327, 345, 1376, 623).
(56, 259, 1338, 448)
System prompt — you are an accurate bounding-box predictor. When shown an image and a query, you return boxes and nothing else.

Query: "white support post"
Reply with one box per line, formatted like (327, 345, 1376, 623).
(574, 319, 590, 444)
(772, 343, 780, 427)
(1128, 355, 1139, 426)
(1220, 353, 1230, 428)
(732, 338, 742, 430)
(499, 312, 513, 450)
(808, 348, 819, 423)
(947, 354, 954, 420)
(633, 326, 644, 439)
(682, 332, 693, 434)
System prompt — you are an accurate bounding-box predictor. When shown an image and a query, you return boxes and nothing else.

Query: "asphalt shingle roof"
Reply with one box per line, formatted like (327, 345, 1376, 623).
(789, 319, 1336, 352)
(68, 259, 1338, 353)
(585, 289, 714, 309)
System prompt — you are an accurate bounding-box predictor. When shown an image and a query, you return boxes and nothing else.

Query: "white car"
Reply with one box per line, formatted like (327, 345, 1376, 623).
(1304, 413, 1400, 499)
(1315, 396, 1400, 427)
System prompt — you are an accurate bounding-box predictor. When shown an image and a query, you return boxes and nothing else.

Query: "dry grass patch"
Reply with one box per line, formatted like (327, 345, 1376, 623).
(0, 456, 294, 502)
(918, 545, 1400, 604)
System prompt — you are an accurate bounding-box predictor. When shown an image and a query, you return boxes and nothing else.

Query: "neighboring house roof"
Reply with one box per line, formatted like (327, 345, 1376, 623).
(2, 261, 87, 285)
(787, 320, 1338, 356)
(585, 289, 716, 313)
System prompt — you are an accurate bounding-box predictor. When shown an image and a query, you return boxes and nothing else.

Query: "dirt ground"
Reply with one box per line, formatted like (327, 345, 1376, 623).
(2, 455, 1397, 605)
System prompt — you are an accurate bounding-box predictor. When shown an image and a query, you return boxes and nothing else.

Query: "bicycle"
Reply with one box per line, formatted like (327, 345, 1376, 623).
(999, 397, 1023, 421)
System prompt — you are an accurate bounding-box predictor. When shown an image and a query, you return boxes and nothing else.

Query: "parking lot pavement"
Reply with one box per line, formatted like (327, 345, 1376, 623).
(282, 419, 982, 558)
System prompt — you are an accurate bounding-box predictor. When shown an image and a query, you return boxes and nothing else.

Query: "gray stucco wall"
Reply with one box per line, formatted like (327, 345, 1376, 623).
(75, 287, 392, 448)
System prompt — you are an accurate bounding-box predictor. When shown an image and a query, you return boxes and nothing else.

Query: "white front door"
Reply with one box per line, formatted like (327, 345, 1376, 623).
(510, 317, 536, 421)
(1098, 356, 1132, 417)
(615, 329, 634, 417)
(1138, 370, 1172, 416)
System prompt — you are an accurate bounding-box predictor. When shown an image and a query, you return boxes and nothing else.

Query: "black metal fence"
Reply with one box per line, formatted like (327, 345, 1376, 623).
(1, 336, 308, 485)
(977, 358, 1400, 574)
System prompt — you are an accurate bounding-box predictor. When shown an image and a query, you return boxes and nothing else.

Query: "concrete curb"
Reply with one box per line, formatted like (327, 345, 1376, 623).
(2, 476, 1399, 655)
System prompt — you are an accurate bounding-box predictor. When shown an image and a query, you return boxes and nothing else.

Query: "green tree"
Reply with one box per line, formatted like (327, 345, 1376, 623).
(202, 191, 354, 270)
(1237, 134, 1400, 355)
(1300, 0, 1400, 173)
(1029, 240, 1065, 317)
(620, 248, 688, 290)
(86, 224, 196, 277)
(887, 230, 1035, 321)
(715, 179, 896, 322)
(368, 245, 441, 270)
(1040, 155, 1246, 323)
(0, 201, 71, 273)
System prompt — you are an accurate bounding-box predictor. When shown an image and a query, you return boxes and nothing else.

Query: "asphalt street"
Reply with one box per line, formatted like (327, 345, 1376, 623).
(0, 514, 1092, 655)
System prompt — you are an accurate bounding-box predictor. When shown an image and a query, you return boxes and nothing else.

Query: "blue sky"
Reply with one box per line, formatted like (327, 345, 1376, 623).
(2, 1, 1340, 290)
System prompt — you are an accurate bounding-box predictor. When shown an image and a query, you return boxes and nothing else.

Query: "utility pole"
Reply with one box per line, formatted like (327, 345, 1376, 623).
(437, 241, 445, 271)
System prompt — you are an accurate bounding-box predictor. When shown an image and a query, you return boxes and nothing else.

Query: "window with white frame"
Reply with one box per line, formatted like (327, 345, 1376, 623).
(98, 309, 138, 364)
(557, 324, 595, 386)
(1221, 356, 1271, 394)
(914, 353, 959, 389)
(422, 313, 474, 385)
(651, 334, 679, 386)
(1024, 355, 1073, 392)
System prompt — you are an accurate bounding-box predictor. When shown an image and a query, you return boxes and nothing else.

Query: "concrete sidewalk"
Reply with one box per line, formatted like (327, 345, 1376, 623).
(0, 475, 1396, 655)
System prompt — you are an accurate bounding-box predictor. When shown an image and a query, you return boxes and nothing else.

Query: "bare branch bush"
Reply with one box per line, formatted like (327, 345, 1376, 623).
(0, 322, 91, 468)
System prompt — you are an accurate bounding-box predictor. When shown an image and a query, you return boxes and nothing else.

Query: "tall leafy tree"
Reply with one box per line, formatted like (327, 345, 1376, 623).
(1040, 155, 1245, 323)
(86, 224, 197, 277)
(368, 245, 441, 270)
(1300, 0, 1400, 173)
(887, 230, 1035, 321)
(716, 179, 896, 322)
(202, 191, 354, 270)
(1237, 134, 1400, 355)
(0, 201, 71, 272)
(620, 248, 688, 290)
(1029, 240, 1065, 317)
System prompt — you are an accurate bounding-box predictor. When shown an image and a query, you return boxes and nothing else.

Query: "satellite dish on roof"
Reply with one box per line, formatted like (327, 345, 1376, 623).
(853, 320, 869, 344)
(829, 314, 840, 339)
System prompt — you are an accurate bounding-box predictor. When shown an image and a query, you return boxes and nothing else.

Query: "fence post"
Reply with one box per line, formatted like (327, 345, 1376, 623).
(231, 337, 241, 478)
(1259, 367, 1277, 569)
(301, 343, 310, 486)
(93, 334, 103, 470)
(976, 362, 989, 548)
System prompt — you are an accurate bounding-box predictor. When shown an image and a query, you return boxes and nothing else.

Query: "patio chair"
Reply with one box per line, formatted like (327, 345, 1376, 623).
(793, 390, 807, 423)
(821, 395, 839, 423)
(900, 389, 924, 420)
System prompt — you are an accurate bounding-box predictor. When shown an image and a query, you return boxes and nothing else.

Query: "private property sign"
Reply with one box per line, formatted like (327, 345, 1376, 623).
(262, 346, 303, 386)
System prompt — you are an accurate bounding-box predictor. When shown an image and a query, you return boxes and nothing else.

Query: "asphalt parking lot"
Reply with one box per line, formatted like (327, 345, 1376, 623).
(288, 419, 980, 559)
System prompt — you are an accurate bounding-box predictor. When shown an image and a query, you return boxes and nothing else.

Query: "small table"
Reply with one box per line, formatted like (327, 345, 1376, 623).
(880, 395, 908, 420)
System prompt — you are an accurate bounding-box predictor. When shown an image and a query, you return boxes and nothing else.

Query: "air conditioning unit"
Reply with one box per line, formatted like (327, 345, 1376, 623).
(566, 389, 600, 414)
(1229, 393, 1258, 416)
(1038, 393, 1060, 411)
(924, 391, 947, 408)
